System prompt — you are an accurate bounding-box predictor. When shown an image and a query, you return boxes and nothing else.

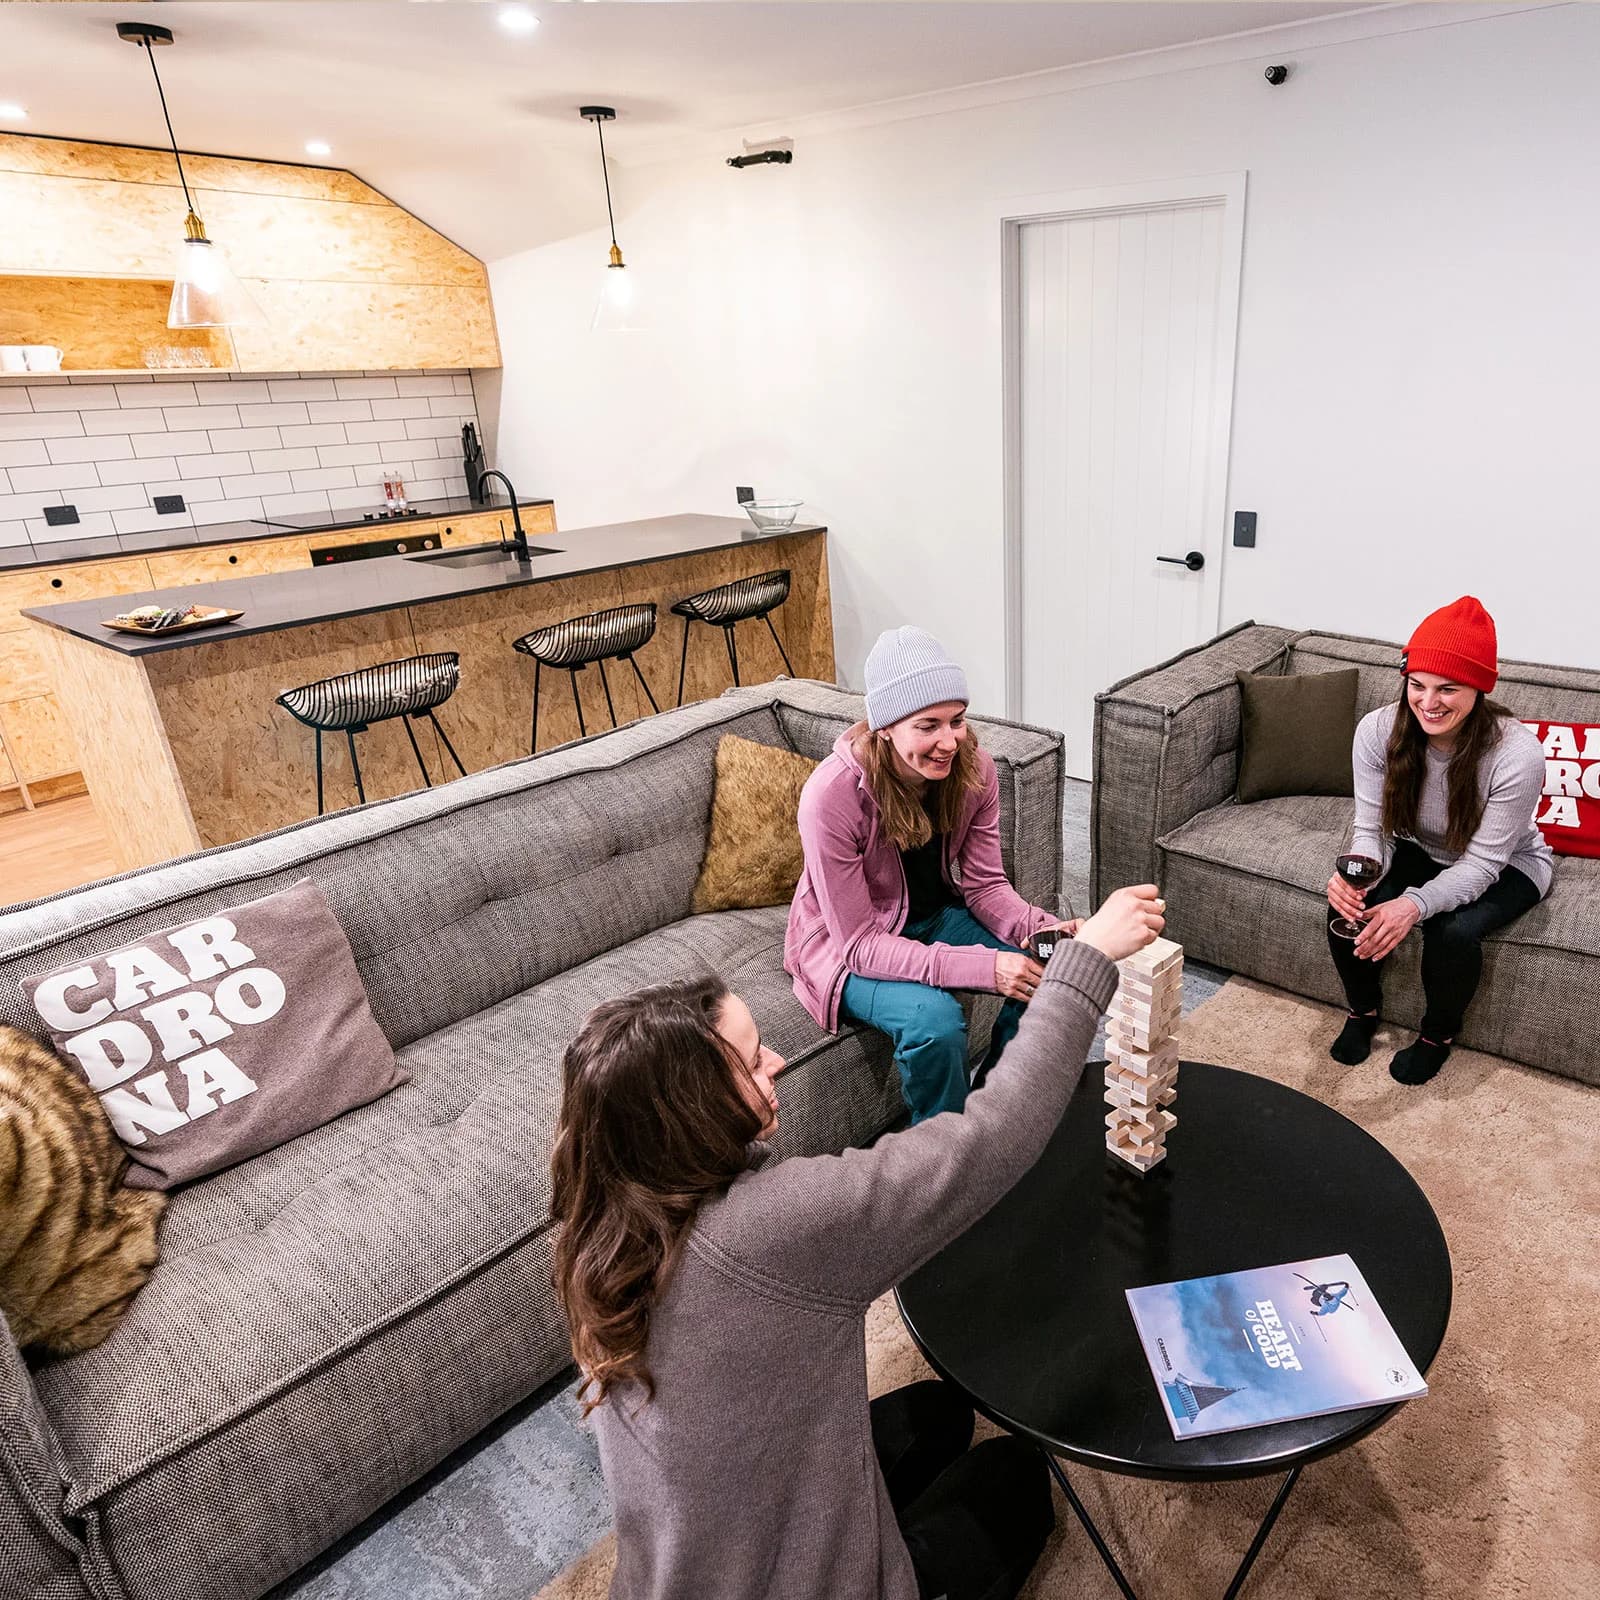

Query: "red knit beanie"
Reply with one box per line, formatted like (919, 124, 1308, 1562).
(1403, 596, 1498, 693)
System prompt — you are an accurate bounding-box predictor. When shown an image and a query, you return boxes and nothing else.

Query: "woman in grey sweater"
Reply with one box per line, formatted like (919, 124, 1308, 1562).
(550, 885, 1164, 1600)
(1326, 596, 1551, 1083)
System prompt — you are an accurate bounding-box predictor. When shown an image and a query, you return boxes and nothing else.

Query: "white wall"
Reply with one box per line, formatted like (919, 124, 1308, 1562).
(487, 5, 1600, 706)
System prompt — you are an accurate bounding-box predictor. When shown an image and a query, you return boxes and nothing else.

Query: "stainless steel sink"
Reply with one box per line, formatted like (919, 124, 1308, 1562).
(405, 542, 562, 569)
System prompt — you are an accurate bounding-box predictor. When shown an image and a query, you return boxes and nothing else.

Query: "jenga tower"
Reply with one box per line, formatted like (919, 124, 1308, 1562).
(1105, 936, 1183, 1174)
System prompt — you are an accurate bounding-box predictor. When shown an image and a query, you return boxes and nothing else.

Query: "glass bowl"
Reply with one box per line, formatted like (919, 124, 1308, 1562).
(744, 499, 803, 532)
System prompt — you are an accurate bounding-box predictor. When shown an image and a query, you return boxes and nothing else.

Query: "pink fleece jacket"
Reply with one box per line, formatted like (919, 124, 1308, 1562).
(785, 731, 1058, 1031)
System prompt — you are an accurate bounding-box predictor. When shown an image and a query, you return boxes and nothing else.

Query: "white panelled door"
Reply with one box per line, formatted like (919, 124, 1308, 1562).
(1013, 183, 1242, 779)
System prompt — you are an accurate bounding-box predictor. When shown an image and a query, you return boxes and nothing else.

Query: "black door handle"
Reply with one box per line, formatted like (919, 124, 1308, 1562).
(1157, 551, 1206, 572)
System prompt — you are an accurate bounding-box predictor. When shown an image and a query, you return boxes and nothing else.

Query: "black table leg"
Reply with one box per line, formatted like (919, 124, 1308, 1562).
(1043, 1454, 1302, 1600)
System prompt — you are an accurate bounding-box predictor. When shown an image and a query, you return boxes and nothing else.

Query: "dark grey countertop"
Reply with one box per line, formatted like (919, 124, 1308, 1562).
(0, 495, 551, 572)
(22, 514, 826, 656)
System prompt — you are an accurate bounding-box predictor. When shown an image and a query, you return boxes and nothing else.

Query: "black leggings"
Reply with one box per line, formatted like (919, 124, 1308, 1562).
(1327, 838, 1541, 1040)
(871, 1380, 1054, 1600)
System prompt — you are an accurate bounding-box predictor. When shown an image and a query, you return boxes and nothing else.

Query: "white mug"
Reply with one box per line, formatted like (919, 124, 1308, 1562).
(0, 346, 26, 373)
(23, 346, 63, 373)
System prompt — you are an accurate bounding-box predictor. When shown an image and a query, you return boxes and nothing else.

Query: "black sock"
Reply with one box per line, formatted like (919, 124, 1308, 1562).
(1329, 1012, 1379, 1066)
(1391, 1036, 1452, 1085)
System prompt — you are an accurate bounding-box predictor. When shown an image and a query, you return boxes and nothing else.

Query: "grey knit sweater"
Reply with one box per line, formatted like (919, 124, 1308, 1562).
(1350, 703, 1553, 920)
(590, 939, 1119, 1600)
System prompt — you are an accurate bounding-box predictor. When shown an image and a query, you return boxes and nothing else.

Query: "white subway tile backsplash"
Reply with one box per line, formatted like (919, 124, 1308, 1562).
(0, 413, 84, 441)
(453, 375, 474, 396)
(261, 490, 332, 517)
(0, 468, 8, 494)
(188, 497, 262, 524)
(44, 435, 133, 465)
(64, 485, 151, 514)
(0, 491, 65, 520)
(0, 522, 31, 549)
(426, 396, 478, 419)
(0, 388, 34, 414)
(162, 405, 241, 431)
(205, 427, 283, 452)
(238, 402, 310, 426)
(395, 377, 456, 397)
(25, 511, 118, 540)
(403, 417, 462, 440)
(0, 441, 49, 468)
(290, 466, 357, 492)
(118, 382, 195, 408)
(343, 420, 412, 445)
(315, 442, 383, 468)
(353, 460, 429, 487)
(325, 485, 385, 511)
(266, 378, 338, 402)
(111, 505, 194, 537)
(30, 383, 121, 412)
(332, 377, 398, 401)
(195, 380, 271, 405)
(215, 471, 293, 497)
(279, 423, 349, 448)
(146, 477, 220, 503)
(306, 401, 373, 424)
(178, 452, 252, 479)
(10, 463, 101, 493)
(84, 407, 169, 437)
(95, 457, 178, 485)
(140, 431, 209, 457)
(369, 398, 432, 420)
(249, 447, 321, 473)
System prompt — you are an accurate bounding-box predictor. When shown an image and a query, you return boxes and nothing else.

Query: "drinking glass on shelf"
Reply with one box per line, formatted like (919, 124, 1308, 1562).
(1330, 853, 1383, 940)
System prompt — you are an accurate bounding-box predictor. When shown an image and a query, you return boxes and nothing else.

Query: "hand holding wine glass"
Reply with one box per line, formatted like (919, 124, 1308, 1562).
(1328, 853, 1382, 940)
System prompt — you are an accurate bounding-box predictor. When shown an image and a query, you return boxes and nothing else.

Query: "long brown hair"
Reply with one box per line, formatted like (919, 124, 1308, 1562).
(549, 976, 761, 1415)
(849, 718, 984, 850)
(1381, 678, 1513, 854)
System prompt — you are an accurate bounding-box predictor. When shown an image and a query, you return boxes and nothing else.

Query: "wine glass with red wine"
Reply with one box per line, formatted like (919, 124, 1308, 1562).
(1330, 853, 1383, 939)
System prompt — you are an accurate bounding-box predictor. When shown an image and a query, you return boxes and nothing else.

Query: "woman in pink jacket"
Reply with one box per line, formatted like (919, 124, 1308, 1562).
(785, 626, 1079, 1121)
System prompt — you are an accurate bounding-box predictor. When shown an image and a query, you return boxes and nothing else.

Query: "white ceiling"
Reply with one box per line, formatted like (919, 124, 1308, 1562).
(2, 0, 1381, 260)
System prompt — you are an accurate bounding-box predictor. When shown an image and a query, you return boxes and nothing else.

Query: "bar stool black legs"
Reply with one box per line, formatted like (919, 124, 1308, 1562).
(671, 568, 795, 706)
(515, 602, 661, 754)
(279, 652, 467, 816)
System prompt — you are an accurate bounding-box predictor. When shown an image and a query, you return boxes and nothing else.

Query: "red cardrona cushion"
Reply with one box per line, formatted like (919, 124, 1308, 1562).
(1522, 720, 1600, 858)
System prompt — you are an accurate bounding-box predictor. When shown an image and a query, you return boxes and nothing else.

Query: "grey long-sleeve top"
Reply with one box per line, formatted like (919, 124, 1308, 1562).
(589, 937, 1119, 1600)
(1349, 703, 1553, 920)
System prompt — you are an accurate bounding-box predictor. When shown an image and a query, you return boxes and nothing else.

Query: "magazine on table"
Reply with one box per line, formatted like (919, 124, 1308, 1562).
(1125, 1254, 1428, 1440)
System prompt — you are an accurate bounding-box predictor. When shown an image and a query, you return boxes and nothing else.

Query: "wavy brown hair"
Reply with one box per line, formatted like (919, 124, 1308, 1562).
(1381, 677, 1513, 854)
(849, 717, 984, 851)
(550, 976, 761, 1415)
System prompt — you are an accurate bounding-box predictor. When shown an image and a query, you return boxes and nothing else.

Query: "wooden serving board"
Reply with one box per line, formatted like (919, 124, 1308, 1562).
(101, 606, 244, 636)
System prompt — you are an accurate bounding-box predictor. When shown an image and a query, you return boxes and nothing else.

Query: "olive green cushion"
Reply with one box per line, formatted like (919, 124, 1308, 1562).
(1235, 668, 1359, 803)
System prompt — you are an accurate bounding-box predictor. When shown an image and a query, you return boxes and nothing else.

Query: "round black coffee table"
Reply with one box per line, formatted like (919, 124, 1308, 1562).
(896, 1062, 1451, 1600)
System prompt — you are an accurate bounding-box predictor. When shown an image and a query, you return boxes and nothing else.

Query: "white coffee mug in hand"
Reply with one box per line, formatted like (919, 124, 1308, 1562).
(0, 346, 26, 373)
(23, 346, 63, 372)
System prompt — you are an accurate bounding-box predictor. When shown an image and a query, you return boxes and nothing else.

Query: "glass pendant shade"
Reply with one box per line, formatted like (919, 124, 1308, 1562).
(168, 212, 262, 328)
(591, 246, 641, 333)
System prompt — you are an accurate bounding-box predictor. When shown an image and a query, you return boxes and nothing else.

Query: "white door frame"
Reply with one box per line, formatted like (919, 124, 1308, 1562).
(997, 172, 1248, 717)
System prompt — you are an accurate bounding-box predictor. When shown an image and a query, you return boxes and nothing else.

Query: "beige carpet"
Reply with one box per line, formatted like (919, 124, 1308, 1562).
(537, 979, 1600, 1599)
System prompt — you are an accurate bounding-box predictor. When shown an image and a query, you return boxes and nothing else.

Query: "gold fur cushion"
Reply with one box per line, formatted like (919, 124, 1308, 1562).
(0, 1025, 165, 1360)
(691, 735, 820, 914)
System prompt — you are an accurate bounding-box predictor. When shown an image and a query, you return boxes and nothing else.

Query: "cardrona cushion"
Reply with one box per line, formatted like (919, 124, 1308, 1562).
(22, 880, 405, 1189)
(1235, 668, 1359, 804)
(692, 734, 820, 913)
(1521, 720, 1600, 858)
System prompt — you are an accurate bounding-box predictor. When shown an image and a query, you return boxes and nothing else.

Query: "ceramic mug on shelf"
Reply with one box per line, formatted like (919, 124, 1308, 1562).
(0, 346, 26, 373)
(23, 346, 63, 372)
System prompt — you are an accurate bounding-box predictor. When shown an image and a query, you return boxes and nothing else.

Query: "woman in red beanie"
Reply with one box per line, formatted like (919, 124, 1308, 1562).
(1326, 596, 1552, 1082)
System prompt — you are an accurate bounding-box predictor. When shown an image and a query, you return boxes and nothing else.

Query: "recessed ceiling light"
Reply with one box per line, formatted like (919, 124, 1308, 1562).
(305, 140, 332, 157)
(498, 6, 539, 34)
(0, 103, 27, 123)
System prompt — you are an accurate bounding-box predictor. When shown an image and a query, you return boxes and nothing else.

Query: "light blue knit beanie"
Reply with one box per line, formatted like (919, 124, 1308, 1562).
(863, 627, 969, 731)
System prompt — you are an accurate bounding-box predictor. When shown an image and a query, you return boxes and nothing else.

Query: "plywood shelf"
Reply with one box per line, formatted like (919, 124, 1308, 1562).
(0, 274, 236, 373)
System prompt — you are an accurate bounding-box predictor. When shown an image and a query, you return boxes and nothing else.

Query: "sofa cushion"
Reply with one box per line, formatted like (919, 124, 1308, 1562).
(31, 905, 904, 1503)
(1234, 668, 1357, 803)
(691, 735, 819, 913)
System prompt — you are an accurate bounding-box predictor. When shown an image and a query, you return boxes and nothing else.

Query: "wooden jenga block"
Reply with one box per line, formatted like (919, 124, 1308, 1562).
(1105, 1106, 1177, 1141)
(1109, 994, 1181, 1036)
(1121, 936, 1183, 981)
(1109, 1143, 1166, 1173)
(1108, 1014, 1179, 1054)
(1105, 1080, 1177, 1110)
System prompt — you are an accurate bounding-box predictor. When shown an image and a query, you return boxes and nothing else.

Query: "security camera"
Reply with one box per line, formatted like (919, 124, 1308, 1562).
(1264, 64, 1290, 85)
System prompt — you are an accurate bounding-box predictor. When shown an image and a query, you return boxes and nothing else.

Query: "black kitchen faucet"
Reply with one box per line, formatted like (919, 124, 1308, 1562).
(476, 470, 530, 561)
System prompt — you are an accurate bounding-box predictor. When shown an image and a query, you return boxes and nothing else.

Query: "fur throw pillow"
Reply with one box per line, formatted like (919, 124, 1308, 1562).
(692, 735, 820, 913)
(0, 1025, 165, 1361)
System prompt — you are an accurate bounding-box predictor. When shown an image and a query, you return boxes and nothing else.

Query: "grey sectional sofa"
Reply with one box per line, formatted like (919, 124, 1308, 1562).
(1091, 622, 1596, 1086)
(0, 677, 1067, 1600)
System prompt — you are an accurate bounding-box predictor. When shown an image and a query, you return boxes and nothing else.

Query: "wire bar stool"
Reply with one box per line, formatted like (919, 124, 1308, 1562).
(512, 602, 661, 754)
(275, 651, 467, 814)
(670, 568, 794, 706)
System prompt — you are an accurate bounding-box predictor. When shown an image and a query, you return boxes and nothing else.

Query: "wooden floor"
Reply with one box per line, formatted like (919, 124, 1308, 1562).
(0, 794, 119, 909)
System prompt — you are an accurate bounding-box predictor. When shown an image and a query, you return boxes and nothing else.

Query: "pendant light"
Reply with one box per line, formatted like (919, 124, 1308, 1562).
(118, 22, 262, 329)
(581, 106, 640, 333)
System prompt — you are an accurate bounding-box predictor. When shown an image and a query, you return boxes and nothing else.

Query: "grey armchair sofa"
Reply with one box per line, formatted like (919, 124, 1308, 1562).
(0, 677, 1067, 1600)
(1091, 621, 1597, 1087)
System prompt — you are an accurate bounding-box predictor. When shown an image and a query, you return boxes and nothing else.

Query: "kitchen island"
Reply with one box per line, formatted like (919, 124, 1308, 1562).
(24, 514, 831, 870)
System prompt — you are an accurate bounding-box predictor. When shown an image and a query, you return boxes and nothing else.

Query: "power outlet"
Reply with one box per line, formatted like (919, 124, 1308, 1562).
(735, 486, 755, 505)
(1232, 510, 1258, 548)
(154, 494, 186, 515)
(43, 504, 80, 527)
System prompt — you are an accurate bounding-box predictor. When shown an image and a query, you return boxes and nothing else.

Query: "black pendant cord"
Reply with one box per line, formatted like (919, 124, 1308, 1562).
(595, 117, 619, 251)
(140, 37, 197, 215)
